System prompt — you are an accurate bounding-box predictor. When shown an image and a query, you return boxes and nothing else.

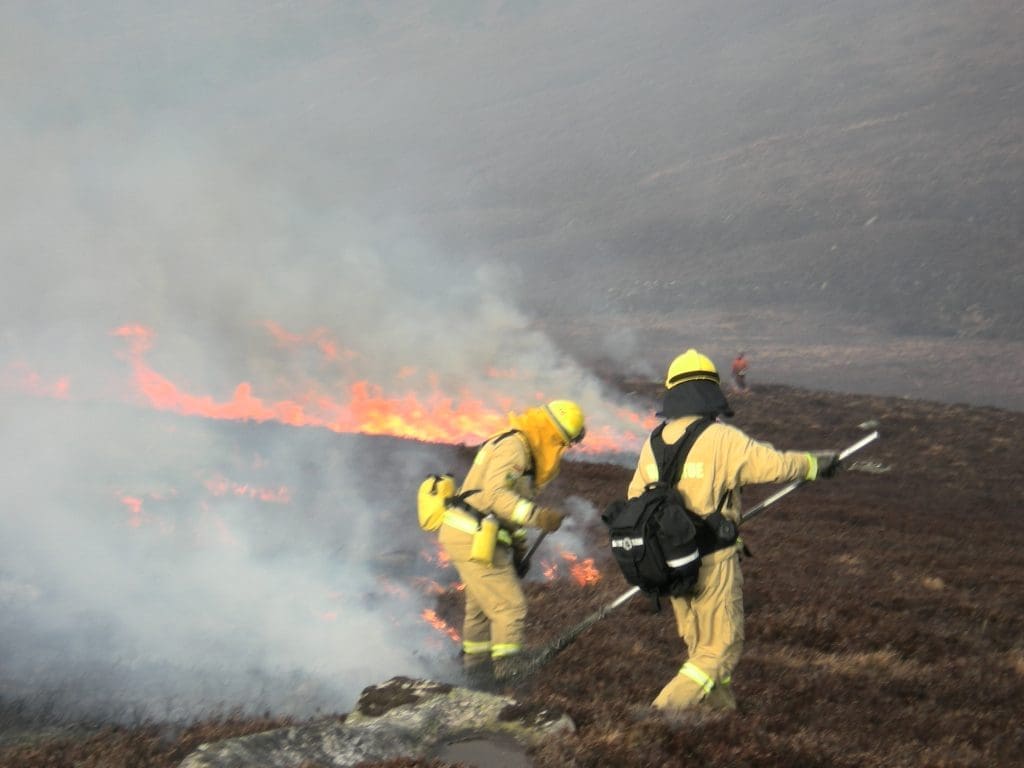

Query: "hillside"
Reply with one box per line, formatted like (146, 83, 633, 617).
(5, 0, 1022, 415)
(4, 383, 1021, 767)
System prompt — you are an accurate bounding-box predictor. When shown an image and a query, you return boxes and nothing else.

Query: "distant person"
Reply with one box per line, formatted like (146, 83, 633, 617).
(626, 349, 839, 713)
(731, 352, 749, 392)
(439, 400, 585, 686)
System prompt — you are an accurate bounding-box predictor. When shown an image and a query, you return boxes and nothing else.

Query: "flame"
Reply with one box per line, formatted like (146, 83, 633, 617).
(411, 577, 449, 596)
(2, 362, 70, 399)
(421, 609, 460, 643)
(204, 474, 291, 504)
(106, 323, 653, 452)
(538, 550, 602, 586)
(120, 495, 144, 528)
(420, 543, 453, 570)
(561, 551, 602, 587)
(264, 321, 356, 362)
(118, 491, 176, 534)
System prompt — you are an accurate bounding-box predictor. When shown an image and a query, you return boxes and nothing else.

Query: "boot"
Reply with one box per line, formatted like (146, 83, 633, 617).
(492, 654, 530, 684)
(461, 658, 496, 691)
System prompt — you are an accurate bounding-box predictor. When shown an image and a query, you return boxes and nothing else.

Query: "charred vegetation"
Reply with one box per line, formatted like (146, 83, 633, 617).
(4, 383, 1022, 766)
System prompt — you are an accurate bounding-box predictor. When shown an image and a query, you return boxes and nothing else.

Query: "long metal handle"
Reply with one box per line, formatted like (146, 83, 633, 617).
(741, 430, 879, 523)
(517, 530, 548, 572)
(603, 431, 880, 613)
(514, 430, 883, 677)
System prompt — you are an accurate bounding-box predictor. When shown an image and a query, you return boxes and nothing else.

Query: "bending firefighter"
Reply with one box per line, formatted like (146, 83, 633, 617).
(627, 349, 839, 712)
(439, 400, 586, 684)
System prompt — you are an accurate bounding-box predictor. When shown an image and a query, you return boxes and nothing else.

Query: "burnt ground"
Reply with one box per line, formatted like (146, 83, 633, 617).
(3, 382, 1023, 767)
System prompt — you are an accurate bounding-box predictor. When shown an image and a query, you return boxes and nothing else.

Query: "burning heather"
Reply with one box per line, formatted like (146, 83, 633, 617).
(99, 323, 654, 452)
(3, 384, 1021, 768)
(1, 312, 649, 726)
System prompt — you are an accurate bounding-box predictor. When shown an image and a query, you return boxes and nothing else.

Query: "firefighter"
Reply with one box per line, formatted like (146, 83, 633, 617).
(440, 400, 586, 684)
(627, 349, 838, 712)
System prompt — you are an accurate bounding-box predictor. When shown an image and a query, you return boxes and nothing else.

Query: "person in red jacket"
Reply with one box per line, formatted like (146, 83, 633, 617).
(731, 352, 749, 393)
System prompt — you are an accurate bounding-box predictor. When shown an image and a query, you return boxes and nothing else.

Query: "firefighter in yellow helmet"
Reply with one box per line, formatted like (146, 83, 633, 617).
(627, 349, 839, 712)
(439, 399, 585, 685)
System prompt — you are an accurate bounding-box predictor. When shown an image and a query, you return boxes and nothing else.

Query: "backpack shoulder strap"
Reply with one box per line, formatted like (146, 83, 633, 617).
(490, 428, 535, 477)
(491, 428, 522, 445)
(651, 417, 715, 486)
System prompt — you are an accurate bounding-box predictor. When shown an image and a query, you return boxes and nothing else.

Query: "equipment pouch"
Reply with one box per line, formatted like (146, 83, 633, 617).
(469, 514, 499, 565)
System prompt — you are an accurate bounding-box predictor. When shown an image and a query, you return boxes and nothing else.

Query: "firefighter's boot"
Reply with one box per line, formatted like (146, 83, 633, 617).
(461, 657, 496, 691)
(492, 654, 526, 684)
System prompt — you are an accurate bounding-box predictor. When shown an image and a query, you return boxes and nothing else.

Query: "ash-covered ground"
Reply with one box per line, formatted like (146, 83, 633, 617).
(3, 380, 1022, 767)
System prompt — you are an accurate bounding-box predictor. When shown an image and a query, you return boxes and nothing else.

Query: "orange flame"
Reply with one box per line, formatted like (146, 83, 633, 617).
(2, 362, 70, 399)
(264, 321, 356, 362)
(421, 609, 460, 643)
(411, 577, 450, 597)
(204, 474, 291, 504)
(120, 495, 144, 528)
(538, 550, 602, 586)
(420, 544, 453, 570)
(108, 323, 653, 452)
(561, 551, 602, 587)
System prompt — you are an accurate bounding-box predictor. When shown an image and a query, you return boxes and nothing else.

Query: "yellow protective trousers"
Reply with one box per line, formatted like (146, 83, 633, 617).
(652, 551, 744, 711)
(439, 525, 526, 665)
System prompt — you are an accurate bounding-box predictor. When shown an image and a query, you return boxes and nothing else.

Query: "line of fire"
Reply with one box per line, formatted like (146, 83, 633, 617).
(3, 321, 649, 651)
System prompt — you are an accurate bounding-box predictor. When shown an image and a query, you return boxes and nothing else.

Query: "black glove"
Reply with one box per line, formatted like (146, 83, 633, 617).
(811, 451, 841, 479)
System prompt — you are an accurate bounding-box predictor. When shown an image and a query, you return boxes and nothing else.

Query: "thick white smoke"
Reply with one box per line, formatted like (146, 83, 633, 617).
(0, 396, 468, 722)
(0, 3, 685, 724)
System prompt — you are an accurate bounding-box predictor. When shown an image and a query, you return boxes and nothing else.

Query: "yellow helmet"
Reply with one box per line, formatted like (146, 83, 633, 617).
(543, 399, 586, 444)
(665, 349, 720, 388)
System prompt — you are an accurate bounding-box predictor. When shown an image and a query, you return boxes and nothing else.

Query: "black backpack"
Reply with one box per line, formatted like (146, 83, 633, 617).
(602, 418, 737, 598)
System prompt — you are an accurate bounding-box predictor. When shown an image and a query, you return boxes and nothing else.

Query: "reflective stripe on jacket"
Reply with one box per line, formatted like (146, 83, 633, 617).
(455, 430, 543, 534)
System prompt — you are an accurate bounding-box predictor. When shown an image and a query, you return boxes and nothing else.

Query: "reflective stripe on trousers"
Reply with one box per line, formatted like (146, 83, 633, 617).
(491, 642, 521, 659)
(680, 661, 715, 696)
(462, 640, 491, 656)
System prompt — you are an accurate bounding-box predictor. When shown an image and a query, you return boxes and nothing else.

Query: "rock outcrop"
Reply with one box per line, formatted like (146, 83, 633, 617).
(179, 676, 575, 768)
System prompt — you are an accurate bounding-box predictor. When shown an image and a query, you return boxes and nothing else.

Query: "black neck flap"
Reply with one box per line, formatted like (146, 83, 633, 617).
(659, 380, 733, 419)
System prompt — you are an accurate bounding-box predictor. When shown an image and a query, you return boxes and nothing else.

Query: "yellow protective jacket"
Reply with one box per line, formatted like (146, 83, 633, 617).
(627, 416, 813, 565)
(456, 430, 550, 535)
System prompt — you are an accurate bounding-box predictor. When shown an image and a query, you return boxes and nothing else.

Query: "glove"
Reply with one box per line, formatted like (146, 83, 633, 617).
(533, 505, 566, 533)
(811, 451, 841, 479)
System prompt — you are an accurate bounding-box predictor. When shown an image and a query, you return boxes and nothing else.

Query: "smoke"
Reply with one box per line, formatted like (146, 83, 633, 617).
(0, 396, 464, 722)
(0, 6, 662, 724)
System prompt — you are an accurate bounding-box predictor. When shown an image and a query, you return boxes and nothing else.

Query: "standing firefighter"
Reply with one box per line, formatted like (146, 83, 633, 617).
(731, 351, 749, 392)
(440, 400, 586, 684)
(627, 349, 838, 712)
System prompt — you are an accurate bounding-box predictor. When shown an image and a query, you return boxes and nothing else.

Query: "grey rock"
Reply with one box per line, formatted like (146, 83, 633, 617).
(179, 676, 575, 768)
